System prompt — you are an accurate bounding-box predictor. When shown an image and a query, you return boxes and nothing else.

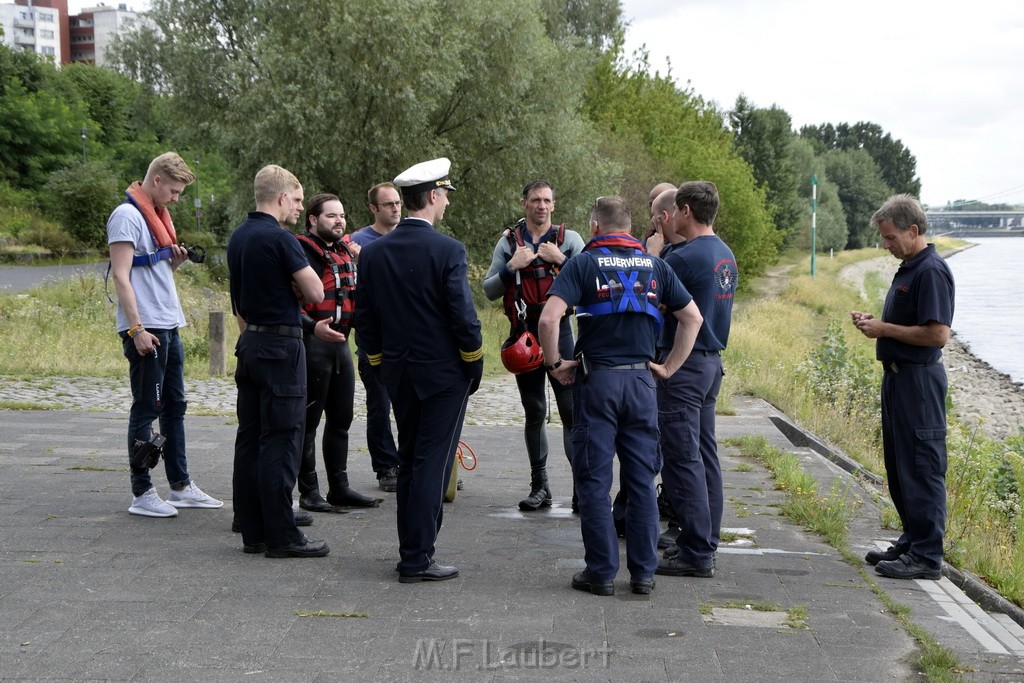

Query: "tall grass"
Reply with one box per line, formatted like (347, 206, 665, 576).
(0, 266, 518, 380)
(725, 240, 1024, 606)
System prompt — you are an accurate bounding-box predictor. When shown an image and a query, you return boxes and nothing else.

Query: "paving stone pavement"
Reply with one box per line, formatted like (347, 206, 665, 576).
(3, 391, 1024, 681)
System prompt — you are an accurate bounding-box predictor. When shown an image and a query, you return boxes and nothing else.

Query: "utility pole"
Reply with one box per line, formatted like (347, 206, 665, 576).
(811, 174, 817, 277)
(194, 156, 202, 233)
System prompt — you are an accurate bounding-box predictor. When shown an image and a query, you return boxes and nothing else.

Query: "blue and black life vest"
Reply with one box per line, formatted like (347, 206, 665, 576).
(575, 235, 664, 332)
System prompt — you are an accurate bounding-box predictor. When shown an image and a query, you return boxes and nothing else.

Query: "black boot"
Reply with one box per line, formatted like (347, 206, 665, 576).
(326, 471, 383, 508)
(299, 490, 332, 513)
(519, 473, 552, 511)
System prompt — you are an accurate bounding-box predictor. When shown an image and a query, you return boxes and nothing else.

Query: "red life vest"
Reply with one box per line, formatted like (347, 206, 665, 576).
(295, 233, 357, 334)
(502, 221, 566, 326)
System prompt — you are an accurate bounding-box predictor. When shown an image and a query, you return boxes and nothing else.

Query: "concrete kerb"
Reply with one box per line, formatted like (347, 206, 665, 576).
(764, 401, 1024, 631)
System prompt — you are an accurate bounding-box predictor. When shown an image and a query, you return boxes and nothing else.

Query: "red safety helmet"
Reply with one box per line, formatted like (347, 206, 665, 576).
(500, 330, 544, 374)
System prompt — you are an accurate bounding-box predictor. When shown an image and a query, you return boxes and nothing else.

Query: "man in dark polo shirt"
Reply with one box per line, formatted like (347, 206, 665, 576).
(227, 164, 330, 559)
(656, 181, 738, 579)
(539, 195, 702, 597)
(852, 194, 954, 580)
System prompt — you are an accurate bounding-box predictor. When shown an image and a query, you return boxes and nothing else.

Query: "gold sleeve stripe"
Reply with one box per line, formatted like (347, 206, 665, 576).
(367, 352, 383, 366)
(460, 347, 484, 362)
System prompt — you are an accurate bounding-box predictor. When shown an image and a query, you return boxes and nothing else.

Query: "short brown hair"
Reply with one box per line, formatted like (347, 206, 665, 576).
(145, 152, 195, 185)
(254, 165, 301, 207)
(675, 181, 719, 226)
(368, 182, 399, 206)
(305, 193, 340, 229)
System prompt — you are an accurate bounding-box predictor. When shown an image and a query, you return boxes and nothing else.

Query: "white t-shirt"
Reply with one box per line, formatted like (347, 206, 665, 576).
(106, 202, 187, 332)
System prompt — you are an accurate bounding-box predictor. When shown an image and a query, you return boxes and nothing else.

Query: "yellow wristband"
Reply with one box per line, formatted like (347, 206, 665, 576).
(127, 325, 145, 338)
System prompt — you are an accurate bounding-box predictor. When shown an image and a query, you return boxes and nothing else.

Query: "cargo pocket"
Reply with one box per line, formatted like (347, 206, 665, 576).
(269, 383, 306, 431)
(659, 406, 696, 462)
(570, 423, 591, 476)
(913, 426, 947, 475)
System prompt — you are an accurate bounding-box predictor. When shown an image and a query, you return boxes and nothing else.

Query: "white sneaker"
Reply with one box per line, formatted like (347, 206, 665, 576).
(167, 482, 224, 509)
(129, 488, 178, 518)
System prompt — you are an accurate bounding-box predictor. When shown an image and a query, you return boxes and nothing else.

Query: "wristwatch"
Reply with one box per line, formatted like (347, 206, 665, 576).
(545, 358, 562, 371)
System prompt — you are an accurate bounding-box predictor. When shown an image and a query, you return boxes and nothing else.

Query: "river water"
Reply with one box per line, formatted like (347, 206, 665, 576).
(946, 236, 1024, 384)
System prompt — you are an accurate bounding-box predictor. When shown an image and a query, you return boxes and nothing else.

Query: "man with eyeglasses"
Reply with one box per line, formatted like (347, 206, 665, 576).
(350, 182, 403, 492)
(355, 158, 483, 583)
(539, 195, 702, 596)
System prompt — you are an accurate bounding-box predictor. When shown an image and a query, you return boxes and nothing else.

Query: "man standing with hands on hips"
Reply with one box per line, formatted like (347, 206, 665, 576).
(355, 158, 483, 583)
(852, 194, 954, 580)
(539, 195, 702, 596)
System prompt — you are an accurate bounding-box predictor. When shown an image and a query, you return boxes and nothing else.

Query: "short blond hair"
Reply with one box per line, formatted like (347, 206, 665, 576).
(254, 165, 301, 206)
(145, 152, 195, 185)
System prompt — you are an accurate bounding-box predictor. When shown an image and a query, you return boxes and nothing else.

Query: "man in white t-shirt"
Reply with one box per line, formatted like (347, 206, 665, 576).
(107, 152, 222, 517)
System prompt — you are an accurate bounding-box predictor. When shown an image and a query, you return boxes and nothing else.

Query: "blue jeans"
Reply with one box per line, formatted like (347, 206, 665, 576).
(571, 368, 661, 581)
(121, 328, 190, 497)
(657, 351, 724, 567)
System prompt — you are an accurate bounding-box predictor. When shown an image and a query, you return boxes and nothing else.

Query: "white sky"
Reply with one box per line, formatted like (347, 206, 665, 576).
(70, 1, 1023, 207)
(620, 0, 1024, 207)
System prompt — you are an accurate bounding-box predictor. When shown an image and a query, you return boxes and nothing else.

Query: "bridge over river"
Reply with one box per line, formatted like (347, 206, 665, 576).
(926, 209, 1024, 236)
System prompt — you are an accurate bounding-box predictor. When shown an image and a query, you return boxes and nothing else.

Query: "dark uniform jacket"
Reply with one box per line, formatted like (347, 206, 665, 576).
(355, 217, 483, 400)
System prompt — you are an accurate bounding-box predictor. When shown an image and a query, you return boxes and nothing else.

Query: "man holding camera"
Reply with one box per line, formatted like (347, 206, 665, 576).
(295, 194, 380, 512)
(107, 152, 223, 517)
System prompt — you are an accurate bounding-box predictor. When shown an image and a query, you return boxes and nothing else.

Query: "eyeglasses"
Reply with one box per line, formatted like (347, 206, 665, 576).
(374, 201, 401, 209)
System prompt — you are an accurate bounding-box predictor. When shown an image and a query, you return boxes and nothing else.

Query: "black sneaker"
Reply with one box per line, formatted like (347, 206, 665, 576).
(656, 555, 714, 578)
(377, 467, 398, 493)
(630, 577, 655, 595)
(865, 545, 904, 566)
(875, 554, 941, 580)
(572, 569, 614, 596)
(658, 525, 681, 549)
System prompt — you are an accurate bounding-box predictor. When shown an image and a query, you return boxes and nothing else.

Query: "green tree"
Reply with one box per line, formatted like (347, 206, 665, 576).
(787, 138, 847, 252)
(800, 121, 920, 196)
(110, 0, 613, 261)
(822, 148, 891, 249)
(0, 44, 97, 190)
(729, 95, 802, 245)
(44, 161, 120, 248)
(585, 44, 779, 281)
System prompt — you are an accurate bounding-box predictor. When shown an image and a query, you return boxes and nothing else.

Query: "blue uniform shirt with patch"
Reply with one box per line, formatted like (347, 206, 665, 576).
(878, 244, 955, 364)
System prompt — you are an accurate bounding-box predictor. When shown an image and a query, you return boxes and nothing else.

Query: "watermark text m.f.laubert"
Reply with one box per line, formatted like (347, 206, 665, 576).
(413, 638, 613, 671)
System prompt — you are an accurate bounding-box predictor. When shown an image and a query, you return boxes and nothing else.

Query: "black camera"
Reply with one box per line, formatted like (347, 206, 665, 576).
(130, 432, 166, 470)
(185, 245, 206, 264)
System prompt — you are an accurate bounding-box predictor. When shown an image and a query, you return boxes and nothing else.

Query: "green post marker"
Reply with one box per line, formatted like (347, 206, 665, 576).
(811, 174, 817, 277)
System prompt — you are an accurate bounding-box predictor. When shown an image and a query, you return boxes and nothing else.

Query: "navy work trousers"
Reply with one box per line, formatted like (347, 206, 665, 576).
(571, 368, 661, 582)
(881, 363, 948, 569)
(232, 331, 306, 549)
(658, 351, 724, 567)
(356, 350, 399, 474)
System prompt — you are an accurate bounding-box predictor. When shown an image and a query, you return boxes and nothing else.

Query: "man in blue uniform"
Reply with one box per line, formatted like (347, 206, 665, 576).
(349, 183, 403, 492)
(853, 194, 954, 580)
(355, 158, 483, 583)
(656, 181, 738, 578)
(539, 195, 702, 596)
(227, 165, 330, 559)
(295, 194, 380, 512)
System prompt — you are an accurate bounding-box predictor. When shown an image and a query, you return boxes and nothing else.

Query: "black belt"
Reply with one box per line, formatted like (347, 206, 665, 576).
(882, 360, 940, 373)
(245, 324, 302, 339)
(693, 349, 721, 356)
(597, 362, 650, 371)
